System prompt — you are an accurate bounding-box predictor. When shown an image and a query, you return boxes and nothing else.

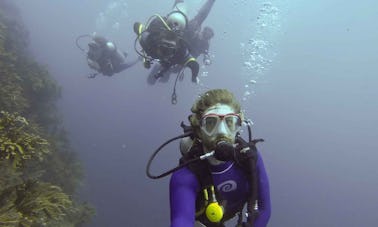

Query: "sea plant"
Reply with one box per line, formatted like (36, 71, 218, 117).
(0, 2, 94, 226)
(0, 111, 50, 169)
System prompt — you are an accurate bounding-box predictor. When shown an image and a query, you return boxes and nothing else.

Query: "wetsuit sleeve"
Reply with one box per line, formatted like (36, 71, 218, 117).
(254, 151, 271, 227)
(115, 57, 141, 73)
(170, 167, 200, 227)
(190, 0, 216, 28)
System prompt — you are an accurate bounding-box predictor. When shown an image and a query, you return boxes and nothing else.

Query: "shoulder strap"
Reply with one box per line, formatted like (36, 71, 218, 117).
(234, 136, 263, 226)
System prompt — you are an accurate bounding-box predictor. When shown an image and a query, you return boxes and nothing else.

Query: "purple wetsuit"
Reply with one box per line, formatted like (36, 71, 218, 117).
(170, 151, 271, 227)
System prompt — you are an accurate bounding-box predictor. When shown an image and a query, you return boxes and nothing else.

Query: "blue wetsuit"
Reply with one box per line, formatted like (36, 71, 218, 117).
(170, 151, 271, 227)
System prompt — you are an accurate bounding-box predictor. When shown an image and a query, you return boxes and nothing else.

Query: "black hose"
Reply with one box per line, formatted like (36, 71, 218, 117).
(146, 132, 194, 179)
(75, 34, 91, 52)
(246, 120, 253, 142)
(134, 34, 151, 60)
(171, 67, 184, 105)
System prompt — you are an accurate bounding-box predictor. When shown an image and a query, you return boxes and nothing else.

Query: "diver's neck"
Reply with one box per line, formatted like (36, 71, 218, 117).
(207, 156, 225, 165)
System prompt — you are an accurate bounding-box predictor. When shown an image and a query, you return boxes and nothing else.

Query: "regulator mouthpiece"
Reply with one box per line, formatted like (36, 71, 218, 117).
(214, 141, 235, 161)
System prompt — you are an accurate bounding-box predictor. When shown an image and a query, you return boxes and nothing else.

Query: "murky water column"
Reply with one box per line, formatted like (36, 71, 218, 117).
(240, 1, 284, 102)
(95, 0, 129, 36)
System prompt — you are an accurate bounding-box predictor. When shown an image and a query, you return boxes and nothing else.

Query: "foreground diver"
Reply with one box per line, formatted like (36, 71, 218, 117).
(133, 10, 199, 83)
(146, 89, 271, 227)
(83, 34, 140, 77)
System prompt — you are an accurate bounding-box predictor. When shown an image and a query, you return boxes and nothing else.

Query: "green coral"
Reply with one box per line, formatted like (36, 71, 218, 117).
(41, 150, 84, 195)
(0, 161, 22, 191)
(0, 7, 61, 123)
(0, 181, 74, 227)
(0, 2, 94, 226)
(0, 188, 22, 227)
(16, 181, 73, 226)
(0, 24, 28, 113)
(0, 111, 50, 169)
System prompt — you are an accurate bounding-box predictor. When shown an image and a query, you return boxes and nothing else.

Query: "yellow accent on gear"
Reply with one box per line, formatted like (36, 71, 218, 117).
(203, 189, 209, 201)
(184, 57, 196, 66)
(205, 202, 224, 223)
(138, 24, 143, 35)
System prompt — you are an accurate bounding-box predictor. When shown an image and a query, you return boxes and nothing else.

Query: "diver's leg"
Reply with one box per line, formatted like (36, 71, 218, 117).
(115, 57, 141, 73)
(186, 59, 199, 83)
(87, 58, 101, 71)
(147, 63, 161, 85)
(154, 66, 169, 79)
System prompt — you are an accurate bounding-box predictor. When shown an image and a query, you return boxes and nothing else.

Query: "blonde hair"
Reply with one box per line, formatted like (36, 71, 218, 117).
(189, 89, 243, 134)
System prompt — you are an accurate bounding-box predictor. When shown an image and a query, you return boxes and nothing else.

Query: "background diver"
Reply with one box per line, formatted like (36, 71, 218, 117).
(147, 0, 216, 83)
(133, 10, 199, 83)
(77, 33, 140, 78)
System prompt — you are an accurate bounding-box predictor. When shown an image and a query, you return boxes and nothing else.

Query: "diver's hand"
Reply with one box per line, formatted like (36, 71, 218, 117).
(192, 76, 200, 84)
(204, 58, 211, 65)
(143, 59, 151, 69)
(203, 55, 212, 65)
(173, 0, 184, 8)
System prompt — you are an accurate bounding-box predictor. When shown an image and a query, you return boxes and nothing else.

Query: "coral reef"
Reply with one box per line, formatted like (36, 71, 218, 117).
(0, 111, 50, 169)
(0, 1, 94, 226)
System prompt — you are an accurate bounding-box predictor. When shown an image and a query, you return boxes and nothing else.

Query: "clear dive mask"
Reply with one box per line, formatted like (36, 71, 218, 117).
(200, 113, 242, 137)
(157, 39, 177, 59)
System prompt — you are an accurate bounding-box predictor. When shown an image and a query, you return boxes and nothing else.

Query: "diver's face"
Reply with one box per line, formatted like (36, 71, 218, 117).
(199, 104, 241, 151)
(157, 39, 176, 60)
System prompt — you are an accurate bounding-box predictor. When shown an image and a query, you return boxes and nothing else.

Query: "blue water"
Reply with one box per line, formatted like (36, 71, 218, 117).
(13, 0, 378, 226)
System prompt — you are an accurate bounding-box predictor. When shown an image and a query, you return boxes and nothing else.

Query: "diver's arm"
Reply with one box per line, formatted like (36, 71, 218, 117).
(191, 0, 216, 27)
(172, 0, 184, 9)
(115, 57, 141, 73)
(170, 167, 199, 227)
(254, 151, 271, 227)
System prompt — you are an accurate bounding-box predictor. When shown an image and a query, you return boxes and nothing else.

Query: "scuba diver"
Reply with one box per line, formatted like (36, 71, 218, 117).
(76, 33, 140, 78)
(133, 10, 199, 83)
(146, 0, 215, 86)
(146, 89, 271, 227)
(176, 0, 216, 64)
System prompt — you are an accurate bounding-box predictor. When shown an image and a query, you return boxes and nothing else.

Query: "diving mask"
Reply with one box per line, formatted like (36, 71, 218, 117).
(200, 113, 241, 137)
(157, 39, 177, 59)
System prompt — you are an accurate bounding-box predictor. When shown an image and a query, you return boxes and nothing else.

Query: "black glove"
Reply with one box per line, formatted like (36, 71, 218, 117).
(203, 55, 211, 65)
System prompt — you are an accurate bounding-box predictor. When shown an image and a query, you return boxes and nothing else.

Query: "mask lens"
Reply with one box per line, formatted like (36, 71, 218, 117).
(201, 114, 241, 136)
(158, 43, 175, 58)
(224, 115, 241, 132)
(203, 116, 218, 134)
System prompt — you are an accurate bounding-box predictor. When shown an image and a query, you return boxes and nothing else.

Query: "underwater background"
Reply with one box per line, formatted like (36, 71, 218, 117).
(4, 0, 378, 226)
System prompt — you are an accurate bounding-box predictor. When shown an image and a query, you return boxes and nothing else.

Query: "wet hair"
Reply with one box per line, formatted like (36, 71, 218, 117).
(189, 89, 243, 134)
